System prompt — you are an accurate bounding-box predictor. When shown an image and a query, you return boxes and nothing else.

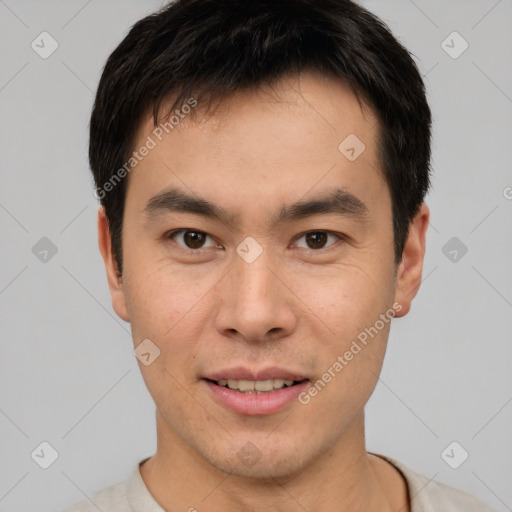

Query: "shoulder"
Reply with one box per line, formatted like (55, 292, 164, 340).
(60, 477, 130, 512)
(408, 473, 498, 511)
(60, 458, 163, 512)
(374, 453, 498, 512)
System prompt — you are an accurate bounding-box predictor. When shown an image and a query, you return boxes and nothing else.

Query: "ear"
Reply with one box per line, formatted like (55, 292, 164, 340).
(97, 206, 130, 322)
(393, 203, 430, 317)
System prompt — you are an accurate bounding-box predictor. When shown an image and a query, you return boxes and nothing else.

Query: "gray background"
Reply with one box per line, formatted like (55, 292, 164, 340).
(0, 1, 511, 511)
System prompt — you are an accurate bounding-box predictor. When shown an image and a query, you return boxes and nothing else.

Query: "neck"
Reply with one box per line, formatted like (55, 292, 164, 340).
(140, 410, 407, 512)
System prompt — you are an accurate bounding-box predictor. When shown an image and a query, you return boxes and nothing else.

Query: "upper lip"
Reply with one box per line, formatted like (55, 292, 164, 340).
(204, 366, 309, 382)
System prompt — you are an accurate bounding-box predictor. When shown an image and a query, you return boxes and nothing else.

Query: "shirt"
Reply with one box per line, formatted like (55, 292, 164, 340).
(61, 453, 498, 511)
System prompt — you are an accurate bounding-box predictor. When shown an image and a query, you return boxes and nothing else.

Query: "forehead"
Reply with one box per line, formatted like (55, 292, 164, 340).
(134, 71, 378, 153)
(126, 71, 386, 220)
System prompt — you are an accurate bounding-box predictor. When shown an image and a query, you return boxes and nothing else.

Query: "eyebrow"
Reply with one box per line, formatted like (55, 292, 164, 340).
(143, 186, 368, 229)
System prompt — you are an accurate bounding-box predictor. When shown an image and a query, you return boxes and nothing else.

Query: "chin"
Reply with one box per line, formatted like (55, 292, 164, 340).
(199, 437, 316, 480)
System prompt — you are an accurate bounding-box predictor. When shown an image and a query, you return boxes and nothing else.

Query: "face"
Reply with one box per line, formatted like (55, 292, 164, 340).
(99, 71, 428, 479)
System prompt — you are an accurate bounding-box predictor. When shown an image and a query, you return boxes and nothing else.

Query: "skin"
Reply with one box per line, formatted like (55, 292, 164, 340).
(98, 71, 429, 511)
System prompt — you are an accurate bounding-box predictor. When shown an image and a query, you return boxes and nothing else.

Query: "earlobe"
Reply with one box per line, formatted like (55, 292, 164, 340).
(97, 206, 130, 322)
(393, 203, 430, 318)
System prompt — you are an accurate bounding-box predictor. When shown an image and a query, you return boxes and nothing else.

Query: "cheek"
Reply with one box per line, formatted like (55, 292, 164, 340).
(124, 265, 207, 404)
(291, 261, 394, 404)
(290, 260, 393, 338)
(122, 250, 222, 361)
(124, 239, 189, 314)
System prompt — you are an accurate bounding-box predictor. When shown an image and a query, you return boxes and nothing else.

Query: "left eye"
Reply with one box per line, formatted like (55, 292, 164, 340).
(167, 230, 218, 250)
(293, 231, 341, 250)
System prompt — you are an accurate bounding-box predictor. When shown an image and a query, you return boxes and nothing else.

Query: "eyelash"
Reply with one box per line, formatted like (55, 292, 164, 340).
(165, 229, 345, 253)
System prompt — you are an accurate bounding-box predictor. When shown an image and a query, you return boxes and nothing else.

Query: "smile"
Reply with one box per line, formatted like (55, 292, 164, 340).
(213, 378, 305, 393)
(203, 376, 310, 415)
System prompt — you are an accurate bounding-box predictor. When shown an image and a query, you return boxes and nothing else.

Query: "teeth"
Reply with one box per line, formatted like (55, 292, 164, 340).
(254, 380, 274, 392)
(215, 378, 299, 392)
(238, 380, 255, 392)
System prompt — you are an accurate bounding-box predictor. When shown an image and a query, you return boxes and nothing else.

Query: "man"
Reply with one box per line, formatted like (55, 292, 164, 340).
(62, 0, 497, 510)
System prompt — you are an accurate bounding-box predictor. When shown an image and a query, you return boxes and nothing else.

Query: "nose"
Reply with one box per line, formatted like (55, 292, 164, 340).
(214, 246, 298, 344)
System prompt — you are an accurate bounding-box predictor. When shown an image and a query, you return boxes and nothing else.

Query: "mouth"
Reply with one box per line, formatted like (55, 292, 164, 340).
(202, 370, 311, 415)
(206, 378, 308, 394)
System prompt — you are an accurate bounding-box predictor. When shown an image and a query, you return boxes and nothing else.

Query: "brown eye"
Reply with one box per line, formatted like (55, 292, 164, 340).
(305, 232, 328, 249)
(294, 231, 341, 250)
(183, 231, 206, 249)
(168, 230, 216, 250)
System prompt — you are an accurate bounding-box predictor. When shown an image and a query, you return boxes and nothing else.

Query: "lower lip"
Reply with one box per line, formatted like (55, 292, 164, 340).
(203, 380, 310, 416)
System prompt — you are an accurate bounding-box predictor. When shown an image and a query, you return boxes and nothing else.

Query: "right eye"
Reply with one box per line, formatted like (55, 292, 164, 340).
(166, 229, 220, 251)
